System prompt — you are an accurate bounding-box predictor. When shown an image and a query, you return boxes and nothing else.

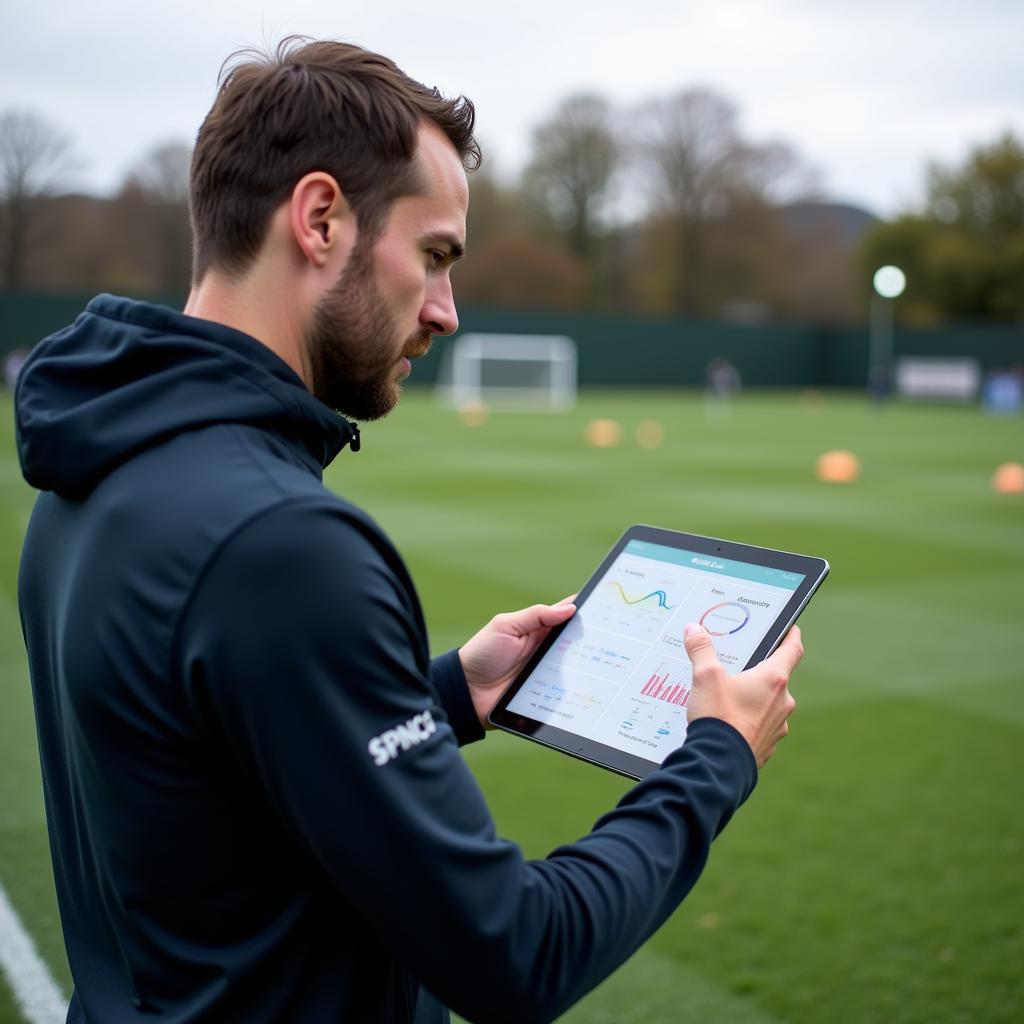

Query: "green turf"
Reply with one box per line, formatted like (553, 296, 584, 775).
(0, 389, 1021, 1023)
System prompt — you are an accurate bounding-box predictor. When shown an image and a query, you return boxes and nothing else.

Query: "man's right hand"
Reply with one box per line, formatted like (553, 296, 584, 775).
(684, 623, 803, 768)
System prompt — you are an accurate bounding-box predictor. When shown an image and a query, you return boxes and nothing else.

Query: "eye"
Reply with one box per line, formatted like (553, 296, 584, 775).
(427, 249, 447, 267)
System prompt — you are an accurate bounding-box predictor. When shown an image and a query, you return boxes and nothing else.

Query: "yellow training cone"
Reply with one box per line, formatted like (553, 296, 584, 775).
(585, 419, 622, 448)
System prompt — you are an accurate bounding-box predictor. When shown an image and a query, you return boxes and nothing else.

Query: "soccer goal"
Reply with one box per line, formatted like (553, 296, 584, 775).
(436, 334, 577, 410)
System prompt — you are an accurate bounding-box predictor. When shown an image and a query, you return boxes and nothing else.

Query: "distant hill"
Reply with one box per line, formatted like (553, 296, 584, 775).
(779, 201, 879, 251)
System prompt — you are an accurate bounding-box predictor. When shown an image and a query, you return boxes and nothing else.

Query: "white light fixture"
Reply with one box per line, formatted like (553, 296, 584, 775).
(873, 265, 906, 299)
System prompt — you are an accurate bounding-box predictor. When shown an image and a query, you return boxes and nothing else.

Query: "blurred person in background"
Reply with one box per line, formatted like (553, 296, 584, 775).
(16, 38, 801, 1024)
(704, 356, 742, 417)
(3, 348, 29, 389)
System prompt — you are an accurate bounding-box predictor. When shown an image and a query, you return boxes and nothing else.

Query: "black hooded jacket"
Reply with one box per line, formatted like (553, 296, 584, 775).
(16, 294, 757, 1024)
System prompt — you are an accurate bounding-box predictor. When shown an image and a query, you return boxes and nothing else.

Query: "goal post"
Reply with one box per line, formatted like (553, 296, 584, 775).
(436, 333, 577, 410)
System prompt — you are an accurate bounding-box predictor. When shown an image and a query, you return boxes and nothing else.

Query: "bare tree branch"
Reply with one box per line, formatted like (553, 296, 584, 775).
(127, 140, 192, 205)
(0, 109, 75, 287)
(0, 109, 73, 200)
(632, 88, 818, 314)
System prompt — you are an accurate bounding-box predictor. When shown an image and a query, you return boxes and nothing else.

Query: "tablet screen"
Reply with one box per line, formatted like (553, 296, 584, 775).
(502, 537, 808, 765)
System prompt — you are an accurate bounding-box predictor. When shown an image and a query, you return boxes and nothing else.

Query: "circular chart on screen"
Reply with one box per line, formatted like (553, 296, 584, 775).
(699, 601, 751, 636)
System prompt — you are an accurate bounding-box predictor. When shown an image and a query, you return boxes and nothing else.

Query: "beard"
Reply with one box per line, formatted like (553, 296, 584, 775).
(307, 245, 431, 421)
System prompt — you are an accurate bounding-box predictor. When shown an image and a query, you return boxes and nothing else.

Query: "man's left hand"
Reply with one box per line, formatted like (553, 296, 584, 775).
(459, 597, 576, 729)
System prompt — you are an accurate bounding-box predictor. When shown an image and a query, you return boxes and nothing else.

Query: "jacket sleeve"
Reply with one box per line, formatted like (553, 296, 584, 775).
(430, 649, 485, 746)
(177, 500, 757, 1024)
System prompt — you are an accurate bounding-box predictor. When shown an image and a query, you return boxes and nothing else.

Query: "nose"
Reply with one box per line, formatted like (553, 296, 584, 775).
(420, 273, 459, 337)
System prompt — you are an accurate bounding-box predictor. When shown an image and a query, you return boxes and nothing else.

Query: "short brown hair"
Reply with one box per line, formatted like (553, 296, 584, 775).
(189, 37, 480, 282)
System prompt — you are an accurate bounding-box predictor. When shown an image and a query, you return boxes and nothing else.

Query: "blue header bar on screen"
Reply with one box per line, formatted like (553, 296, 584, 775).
(625, 540, 805, 590)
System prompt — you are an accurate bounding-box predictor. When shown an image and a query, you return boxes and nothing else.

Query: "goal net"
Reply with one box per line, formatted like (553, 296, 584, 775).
(436, 334, 577, 410)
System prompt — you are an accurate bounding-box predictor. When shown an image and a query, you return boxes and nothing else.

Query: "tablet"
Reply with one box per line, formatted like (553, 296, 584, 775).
(489, 525, 829, 780)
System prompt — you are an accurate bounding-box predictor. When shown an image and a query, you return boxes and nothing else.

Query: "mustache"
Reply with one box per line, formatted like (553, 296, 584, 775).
(403, 331, 433, 359)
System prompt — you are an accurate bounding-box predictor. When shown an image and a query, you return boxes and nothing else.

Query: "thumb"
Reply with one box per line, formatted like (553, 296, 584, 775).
(683, 622, 720, 673)
(766, 625, 804, 675)
(537, 601, 577, 628)
(506, 601, 576, 636)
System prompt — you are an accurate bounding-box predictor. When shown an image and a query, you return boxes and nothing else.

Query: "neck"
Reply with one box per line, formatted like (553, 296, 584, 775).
(184, 265, 312, 388)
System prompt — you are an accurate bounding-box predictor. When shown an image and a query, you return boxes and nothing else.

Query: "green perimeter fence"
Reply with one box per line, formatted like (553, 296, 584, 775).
(2, 291, 1021, 389)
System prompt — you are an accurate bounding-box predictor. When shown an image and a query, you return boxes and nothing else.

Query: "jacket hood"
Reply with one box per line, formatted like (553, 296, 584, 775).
(16, 294, 359, 499)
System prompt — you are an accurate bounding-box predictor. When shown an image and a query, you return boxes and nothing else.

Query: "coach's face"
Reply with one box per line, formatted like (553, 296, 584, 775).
(309, 122, 468, 419)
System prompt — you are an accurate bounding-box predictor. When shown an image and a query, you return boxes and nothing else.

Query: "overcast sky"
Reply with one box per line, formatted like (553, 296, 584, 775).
(3, 0, 1022, 217)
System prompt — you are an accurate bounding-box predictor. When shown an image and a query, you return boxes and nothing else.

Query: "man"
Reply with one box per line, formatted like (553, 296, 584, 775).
(16, 39, 801, 1023)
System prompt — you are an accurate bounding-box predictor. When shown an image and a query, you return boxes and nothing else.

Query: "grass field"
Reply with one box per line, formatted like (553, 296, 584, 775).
(0, 388, 1021, 1023)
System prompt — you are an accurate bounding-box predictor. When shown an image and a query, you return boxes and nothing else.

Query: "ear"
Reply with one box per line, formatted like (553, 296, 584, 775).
(288, 172, 356, 270)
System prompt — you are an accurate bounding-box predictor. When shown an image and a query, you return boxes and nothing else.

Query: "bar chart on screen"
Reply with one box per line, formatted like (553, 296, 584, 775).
(640, 662, 692, 706)
(588, 653, 692, 757)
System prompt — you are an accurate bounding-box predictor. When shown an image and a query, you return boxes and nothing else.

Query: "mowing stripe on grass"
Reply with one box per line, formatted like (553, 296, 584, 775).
(0, 880, 67, 1024)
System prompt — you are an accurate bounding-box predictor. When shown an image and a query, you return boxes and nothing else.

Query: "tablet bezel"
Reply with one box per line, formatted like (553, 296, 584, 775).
(488, 524, 829, 780)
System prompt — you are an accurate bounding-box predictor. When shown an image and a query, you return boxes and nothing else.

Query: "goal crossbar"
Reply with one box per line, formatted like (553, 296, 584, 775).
(439, 333, 577, 409)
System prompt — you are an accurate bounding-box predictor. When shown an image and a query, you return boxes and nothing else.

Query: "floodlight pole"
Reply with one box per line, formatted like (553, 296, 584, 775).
(868, 265, 905, 403)
(868, 293, 894, 402)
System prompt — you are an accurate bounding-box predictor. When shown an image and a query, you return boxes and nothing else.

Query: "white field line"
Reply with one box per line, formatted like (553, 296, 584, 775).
(0, 880, 68, 1024)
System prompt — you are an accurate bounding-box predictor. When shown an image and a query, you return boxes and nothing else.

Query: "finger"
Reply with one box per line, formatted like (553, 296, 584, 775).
(556, 593, 578, 606)
(766, 626, 804, 676)
(683, 623, 721, 675)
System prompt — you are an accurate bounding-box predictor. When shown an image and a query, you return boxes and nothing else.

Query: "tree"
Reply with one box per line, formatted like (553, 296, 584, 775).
(0, 109, 74, 287)
(632, 87, 816, 316)
(128, 140, 191, 204)
(465, 167, 529, 251)
(522, 94, 619, 261)
(926, 132, 1024, 243)
(122, 140, 193, 292)
(861, 132, 1024, 322)
(633, 88, 743, 314)
(453, 233, 585, 309)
